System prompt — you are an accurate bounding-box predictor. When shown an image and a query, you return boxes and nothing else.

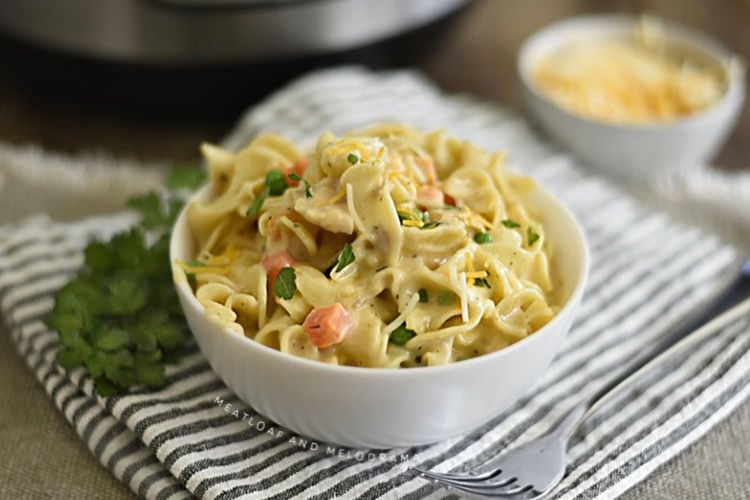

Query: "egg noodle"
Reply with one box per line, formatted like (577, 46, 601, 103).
(177, 124, 557, 367)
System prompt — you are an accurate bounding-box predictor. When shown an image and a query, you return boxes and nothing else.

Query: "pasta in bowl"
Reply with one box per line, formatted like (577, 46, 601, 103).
(171, 125, 589, 447)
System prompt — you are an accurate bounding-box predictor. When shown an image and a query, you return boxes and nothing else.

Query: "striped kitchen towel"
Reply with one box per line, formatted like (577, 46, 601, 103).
(1, 67, 749, 500)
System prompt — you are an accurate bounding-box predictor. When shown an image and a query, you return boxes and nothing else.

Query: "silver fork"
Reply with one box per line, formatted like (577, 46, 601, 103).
(415, 263, 750, 499)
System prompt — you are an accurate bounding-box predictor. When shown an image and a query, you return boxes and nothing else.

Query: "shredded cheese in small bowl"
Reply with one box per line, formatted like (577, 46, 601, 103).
(518, 14, 745, 181)
(532, 19, 729, 124)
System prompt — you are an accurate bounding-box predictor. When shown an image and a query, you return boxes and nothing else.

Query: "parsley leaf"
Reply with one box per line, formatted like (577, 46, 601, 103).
(474, 278, 491, 289)
(274, 267, 297, 300)
(527, 227, 540, 246)
(246, 187, 268, 217)
(288, 173, 313, 198)
(165, 165, 207, 190)
(474, 232, 493, 244)
(421, 221, 441, 230)
(389, 323, 416, 346)
(347, 153, 359, 165)
(126, 193, 183, 229)
(502, 219, 521, 229)
(47, 164, 196, 396)
(247, 170, 291, 217)
(335, 243, 355, 272)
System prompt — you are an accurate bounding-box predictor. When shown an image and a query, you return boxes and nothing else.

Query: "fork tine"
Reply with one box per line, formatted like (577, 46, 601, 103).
(413, 467, 499, 482)
(419, 471, 517, 489)
(414, 467, 509, 485)
(420, 473, 535, 496)
(440, 480, 536, 498)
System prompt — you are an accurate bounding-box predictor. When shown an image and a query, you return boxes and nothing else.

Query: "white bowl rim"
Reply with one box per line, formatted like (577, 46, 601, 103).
(517, 13, 746, 131)
(171, 181, 590, 379)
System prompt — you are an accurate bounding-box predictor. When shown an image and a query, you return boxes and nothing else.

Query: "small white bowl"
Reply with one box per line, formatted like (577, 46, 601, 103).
(170, 183, 589, 449)
(518, 15, 745, 182)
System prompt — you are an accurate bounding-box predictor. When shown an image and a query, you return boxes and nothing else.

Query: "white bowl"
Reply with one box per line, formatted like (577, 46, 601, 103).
(518, 15, 745, 182)
(170, 183, 589, 449)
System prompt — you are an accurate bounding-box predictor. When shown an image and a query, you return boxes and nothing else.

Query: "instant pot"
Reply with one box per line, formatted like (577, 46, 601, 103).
(0, 0, 469, 115)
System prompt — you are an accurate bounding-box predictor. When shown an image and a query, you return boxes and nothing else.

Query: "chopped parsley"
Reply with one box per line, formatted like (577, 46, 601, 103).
(527, 227, 540, 247)
(335, 243, 355, 272)
(474, 278, 491, 289)
(502, 219, 521, 229)
(273, 267, 297, 300)
(418, 288, 429, 303)
(288, 172, 313, 198)
(347, 153, 359, 165)
(474, 232, 493, 244)
(421, 221, 441, 230)
(247, 169, 292, 217)
(390, 323, 416, 346)
(246, 190, 267, 217)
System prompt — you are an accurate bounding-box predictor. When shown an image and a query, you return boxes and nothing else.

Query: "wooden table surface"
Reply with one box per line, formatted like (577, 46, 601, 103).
(1, 1, 748, 499)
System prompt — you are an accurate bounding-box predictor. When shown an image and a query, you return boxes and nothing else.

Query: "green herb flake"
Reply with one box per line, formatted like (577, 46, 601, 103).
(390, 323, 416, 346)
(274, 267, 297, 300)
(265, 169, 289, 196)
(418, 288, 429, 303)
(527, 227, 540, 247)
(474, 278, 491, 289)
(287, 172, 302, 182)
(421, 221, 441, 230)
(246, 188, 268, 217)
(474, 232, 493, 244)
(437, 291, 456, 306)
(502, 219, 521, 229)
(347, 153, 359, 165)
(304, 182, 313, 198)
(335, 243, 356, 272)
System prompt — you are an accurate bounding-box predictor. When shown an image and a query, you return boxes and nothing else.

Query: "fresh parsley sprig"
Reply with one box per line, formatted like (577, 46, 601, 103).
(46, 165, 204, 396)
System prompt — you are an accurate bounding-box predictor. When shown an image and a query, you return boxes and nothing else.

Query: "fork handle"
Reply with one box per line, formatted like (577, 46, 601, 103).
(566, 261, 750, 437)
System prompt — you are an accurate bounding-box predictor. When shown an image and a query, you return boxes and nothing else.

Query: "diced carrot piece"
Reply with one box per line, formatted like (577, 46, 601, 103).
(444, 194, 456, 207)
(417, 184, 445, 205)
(283, 157, 309, 186)
(303, 303, 355, 348)
(262, 251, 295, 287)
(416, 156, 437, 185)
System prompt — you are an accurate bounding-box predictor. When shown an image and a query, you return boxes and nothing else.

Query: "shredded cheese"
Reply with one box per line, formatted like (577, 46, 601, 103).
(383, 293, 421, 336)
(316, 186, 347, 206)
(401, 219, 423, 228)
(533, 37, 726, 123)
(458, 271, 469, 323)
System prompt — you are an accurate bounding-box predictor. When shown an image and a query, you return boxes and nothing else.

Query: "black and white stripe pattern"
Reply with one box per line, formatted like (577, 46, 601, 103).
(1, 67, 748, 499)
